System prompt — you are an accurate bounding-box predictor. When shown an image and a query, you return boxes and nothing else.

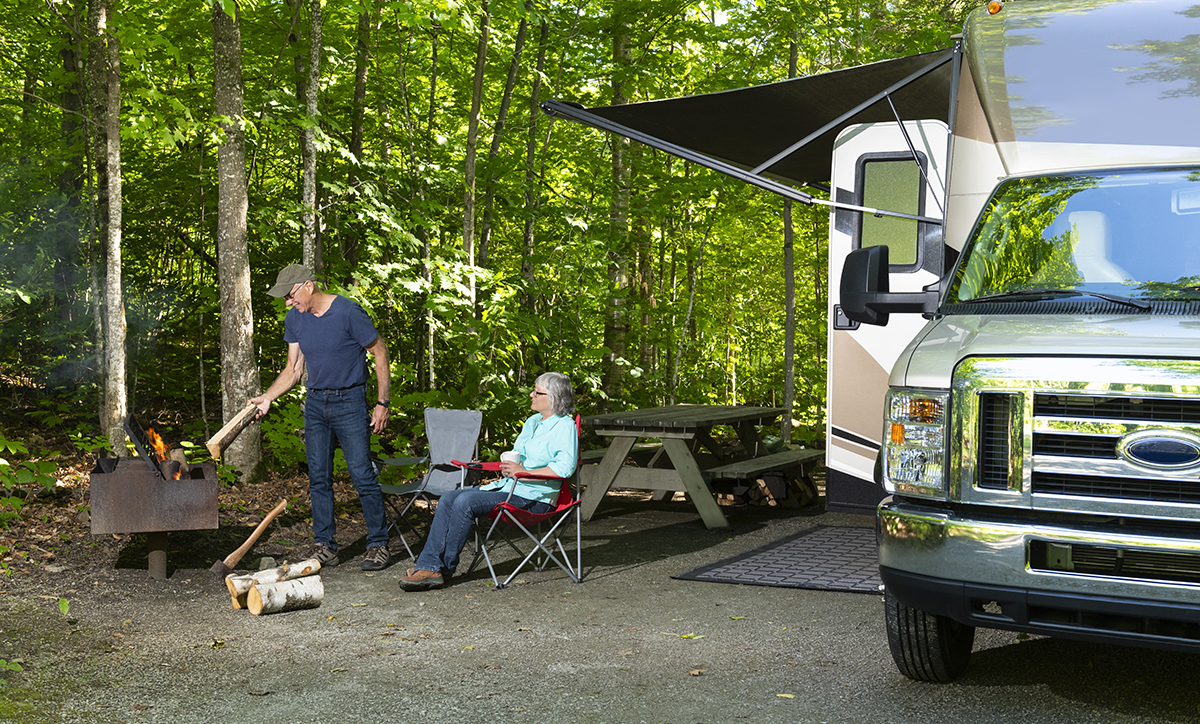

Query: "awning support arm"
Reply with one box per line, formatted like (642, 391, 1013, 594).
(541, 99, 942, 224)
(886, 94, 945, 218)
(750, 50, 954, 176)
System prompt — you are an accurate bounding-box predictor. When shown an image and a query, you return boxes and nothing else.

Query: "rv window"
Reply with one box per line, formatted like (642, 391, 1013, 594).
(860, 158, 922, 267)
(946, 167, 1200, 305)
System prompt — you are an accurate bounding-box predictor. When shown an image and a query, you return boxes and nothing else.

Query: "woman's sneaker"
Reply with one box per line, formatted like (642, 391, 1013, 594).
(361, 545, 389, 571)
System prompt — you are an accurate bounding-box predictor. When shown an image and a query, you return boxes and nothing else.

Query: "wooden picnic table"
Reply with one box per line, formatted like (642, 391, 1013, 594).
(580, 404, 801, 529)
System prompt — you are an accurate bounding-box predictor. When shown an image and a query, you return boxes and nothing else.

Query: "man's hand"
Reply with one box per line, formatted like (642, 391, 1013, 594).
(370, 403, 388, 434)
(250, 396, 271, 419)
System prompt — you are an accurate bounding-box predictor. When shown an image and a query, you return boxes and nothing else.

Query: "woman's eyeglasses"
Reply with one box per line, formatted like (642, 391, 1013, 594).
(532, 391, 547, 397)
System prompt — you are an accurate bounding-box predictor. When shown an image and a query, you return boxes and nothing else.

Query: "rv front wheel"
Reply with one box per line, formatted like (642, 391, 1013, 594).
(884, 589, 974, 682)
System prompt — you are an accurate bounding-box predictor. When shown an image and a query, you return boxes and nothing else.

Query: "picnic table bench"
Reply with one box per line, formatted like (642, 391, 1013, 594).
(701, 447, 824, 505)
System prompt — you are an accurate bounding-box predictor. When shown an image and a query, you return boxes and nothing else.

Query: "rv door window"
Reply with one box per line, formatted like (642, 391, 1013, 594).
(859, 155, 924, 268)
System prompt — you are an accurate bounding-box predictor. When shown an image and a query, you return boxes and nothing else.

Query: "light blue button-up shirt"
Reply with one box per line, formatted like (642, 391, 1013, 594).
(480, 413, 577, 504)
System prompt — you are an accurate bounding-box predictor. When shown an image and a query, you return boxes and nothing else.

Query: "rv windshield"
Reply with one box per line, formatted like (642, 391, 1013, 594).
(946, 168, 1200, 305)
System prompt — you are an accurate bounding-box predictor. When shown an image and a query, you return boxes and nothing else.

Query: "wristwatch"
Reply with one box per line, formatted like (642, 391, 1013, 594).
(375, 400, 390, 408)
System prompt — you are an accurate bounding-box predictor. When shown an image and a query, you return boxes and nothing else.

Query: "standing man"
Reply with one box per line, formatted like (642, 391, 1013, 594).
(251, 263, 391, 571)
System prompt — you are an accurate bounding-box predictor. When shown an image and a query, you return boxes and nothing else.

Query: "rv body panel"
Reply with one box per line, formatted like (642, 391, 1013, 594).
(825, 120, 948, 511)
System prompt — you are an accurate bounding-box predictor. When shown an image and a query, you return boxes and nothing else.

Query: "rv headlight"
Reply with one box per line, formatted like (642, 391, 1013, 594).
(883, 388, 949, 499)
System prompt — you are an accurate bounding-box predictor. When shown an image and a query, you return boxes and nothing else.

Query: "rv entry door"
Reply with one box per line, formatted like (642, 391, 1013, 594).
(825, 120, 948, 512)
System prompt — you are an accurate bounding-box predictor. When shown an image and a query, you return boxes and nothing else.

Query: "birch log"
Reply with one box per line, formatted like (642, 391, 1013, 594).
(225, 559, 321, 609)
(247, 575, 325, 616)
(205, 403, 259, 460)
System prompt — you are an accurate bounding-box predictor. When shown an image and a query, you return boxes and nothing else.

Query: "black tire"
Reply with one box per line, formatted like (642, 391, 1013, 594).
(884, 588, 975, 682)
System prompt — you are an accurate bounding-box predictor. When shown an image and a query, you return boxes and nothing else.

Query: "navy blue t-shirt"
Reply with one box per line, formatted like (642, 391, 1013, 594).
(283, 295, 379, 390)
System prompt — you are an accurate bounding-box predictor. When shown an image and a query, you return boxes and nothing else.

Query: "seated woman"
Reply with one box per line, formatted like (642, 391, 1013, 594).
(398, 372, 578, 591)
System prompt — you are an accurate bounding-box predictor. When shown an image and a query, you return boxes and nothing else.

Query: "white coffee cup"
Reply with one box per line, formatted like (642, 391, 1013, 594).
(500, 451, 521, 464)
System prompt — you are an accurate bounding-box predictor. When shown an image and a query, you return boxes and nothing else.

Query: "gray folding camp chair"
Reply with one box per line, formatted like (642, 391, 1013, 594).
(378, 408, 483, 561)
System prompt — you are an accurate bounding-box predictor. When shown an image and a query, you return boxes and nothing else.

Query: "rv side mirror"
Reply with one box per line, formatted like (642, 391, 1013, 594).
(839, 246, 940, 327)
(841, 246, 892, 326)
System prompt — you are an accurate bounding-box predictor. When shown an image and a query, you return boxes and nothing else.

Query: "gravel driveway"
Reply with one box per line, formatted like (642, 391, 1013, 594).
(2, 498, 1198, 724)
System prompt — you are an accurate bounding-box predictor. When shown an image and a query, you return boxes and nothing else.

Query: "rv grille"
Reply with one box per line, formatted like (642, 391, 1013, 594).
(1030, 540, 1200, 585)
(1032, 472, 1200, 504)
(978, 393, 1015, 489)
(1033, 433, 1117, 458)
(1034, 394, 1200, 423)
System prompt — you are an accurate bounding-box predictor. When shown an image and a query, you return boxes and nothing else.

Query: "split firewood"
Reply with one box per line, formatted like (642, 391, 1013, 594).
(225, 558, 322, 609)
(247, 575, 325, 616)
(205, 403, 259, 461)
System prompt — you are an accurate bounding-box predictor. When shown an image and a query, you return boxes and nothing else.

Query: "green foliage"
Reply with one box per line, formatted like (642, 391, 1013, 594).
(0, 498, 22, 531)
(0, 0, 974, 469)
(260, 391, 308, 471)
(0, 431, 58, 498)
(67, 426, 113, 458)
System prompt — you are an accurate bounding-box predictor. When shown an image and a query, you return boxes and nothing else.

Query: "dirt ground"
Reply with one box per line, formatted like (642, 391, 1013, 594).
(4, 472, 1200, 724)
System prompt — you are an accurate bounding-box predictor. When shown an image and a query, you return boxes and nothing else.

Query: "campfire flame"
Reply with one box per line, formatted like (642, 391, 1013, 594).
(146, 427, 182, 480)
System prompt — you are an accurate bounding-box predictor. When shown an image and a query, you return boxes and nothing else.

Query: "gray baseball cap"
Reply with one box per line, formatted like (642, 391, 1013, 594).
(267, 263, 315, 297)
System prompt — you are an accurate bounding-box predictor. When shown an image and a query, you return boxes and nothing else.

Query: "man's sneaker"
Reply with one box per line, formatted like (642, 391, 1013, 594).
(361, 545, 389, 571)
(310, 543, 339, 567)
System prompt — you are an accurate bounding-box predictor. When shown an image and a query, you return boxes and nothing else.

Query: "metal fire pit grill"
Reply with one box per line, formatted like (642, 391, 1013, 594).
(89, 415, 219, 579)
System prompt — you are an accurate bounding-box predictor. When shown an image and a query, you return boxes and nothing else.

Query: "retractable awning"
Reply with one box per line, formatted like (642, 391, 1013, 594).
(542, 49, 954, 215)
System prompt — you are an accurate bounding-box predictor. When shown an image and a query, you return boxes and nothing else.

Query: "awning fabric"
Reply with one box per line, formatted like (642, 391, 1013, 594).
(542, 50, 953, 189)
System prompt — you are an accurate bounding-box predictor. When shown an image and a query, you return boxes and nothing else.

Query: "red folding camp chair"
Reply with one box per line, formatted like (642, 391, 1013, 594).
(455, 415, 583, 589)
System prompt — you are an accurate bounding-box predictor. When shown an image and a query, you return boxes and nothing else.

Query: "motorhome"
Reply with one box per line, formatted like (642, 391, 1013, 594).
(545, 0, 1200, 681)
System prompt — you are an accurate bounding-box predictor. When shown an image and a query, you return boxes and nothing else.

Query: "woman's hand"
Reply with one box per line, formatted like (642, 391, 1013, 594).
(500, 460, 526, 478)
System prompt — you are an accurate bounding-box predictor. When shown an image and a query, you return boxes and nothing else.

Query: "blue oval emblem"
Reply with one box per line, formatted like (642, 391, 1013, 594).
(1118, 430, 1200, 470)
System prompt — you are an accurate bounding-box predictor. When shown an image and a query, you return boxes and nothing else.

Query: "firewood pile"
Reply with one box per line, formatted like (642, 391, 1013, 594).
(225, 559, 324, 616)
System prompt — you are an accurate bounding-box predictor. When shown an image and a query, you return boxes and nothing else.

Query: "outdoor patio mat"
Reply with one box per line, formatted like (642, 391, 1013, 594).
(672, 525, 881, 594)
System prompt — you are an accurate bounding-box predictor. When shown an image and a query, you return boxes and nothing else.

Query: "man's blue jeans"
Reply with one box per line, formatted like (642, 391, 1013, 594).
(304, 384, 388, 550)
(414, 487, 552, 575)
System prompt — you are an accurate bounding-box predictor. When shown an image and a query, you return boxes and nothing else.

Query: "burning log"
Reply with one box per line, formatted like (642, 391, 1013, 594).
(205, 403, 259, 461)
(225, 559, 322, 609)
(147, 427, 183, 480)
(248, 575, 325, 616)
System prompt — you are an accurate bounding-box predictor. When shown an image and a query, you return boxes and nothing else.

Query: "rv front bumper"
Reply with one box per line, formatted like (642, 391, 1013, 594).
(878, 498, 1200, 652)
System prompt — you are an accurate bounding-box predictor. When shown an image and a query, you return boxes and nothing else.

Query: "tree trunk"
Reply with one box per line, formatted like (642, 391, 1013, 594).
(300, 0, 322, 271)
(603, 4, 632, 404)
(781, 33, 800, 445)
(478, 10, 529, 271)
(344, 5, 371, 271)
(56, 1, 86, 377)
(521, 19, 549, 318)
(212, 0, 262, 477)
(462, 1, 489, 312)
(88, 0, 126, 454)
(417, 22, 440, 390)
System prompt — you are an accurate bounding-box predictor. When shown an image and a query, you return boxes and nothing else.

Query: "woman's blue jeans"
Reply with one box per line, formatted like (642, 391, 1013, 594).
(414, 487, 552, 575)
(304, 384, 388, 550)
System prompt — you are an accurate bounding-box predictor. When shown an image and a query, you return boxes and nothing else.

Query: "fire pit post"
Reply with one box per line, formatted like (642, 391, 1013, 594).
(147, 532, 168, 580)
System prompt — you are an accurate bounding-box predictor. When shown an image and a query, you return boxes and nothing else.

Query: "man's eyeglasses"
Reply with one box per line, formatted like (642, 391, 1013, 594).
(285, 281, 305, 302)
